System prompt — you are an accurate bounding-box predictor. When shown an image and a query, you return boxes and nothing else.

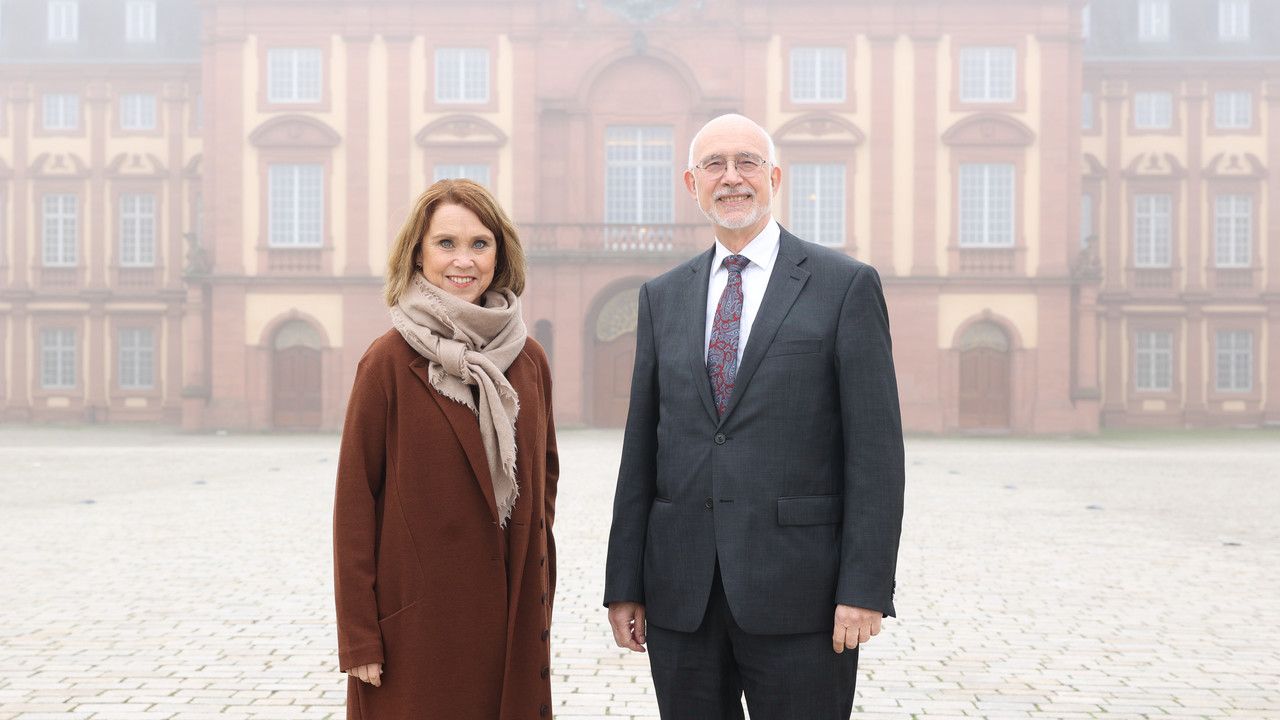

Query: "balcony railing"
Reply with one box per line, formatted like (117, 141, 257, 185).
(1132, 267, 1174, 290)
(954, 246, 1019, 275)
(266, 247, 325, 273)
(116, 267, 157, 288)
(1212, 267, 1254, 292)
(523, 223, 707, 255)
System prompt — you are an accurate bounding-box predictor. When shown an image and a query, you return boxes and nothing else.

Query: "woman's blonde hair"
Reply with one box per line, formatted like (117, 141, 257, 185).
(384, 179, 527, 306)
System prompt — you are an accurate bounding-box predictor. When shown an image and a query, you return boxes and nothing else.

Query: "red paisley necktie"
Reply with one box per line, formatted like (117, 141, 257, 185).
(707, 254, 750, 416)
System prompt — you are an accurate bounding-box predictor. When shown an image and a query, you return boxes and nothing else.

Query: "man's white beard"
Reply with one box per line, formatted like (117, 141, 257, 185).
(701, 184, 772, 230)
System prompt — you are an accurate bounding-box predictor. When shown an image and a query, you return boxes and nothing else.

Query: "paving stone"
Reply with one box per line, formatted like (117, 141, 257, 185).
(1, 427, 1278, 719)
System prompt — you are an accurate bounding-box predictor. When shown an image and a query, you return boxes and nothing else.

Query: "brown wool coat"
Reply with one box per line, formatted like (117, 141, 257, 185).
(334, 329, 558, 719)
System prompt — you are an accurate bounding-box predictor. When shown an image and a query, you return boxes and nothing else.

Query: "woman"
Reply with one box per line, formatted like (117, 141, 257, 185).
(334, 179, 558, 719)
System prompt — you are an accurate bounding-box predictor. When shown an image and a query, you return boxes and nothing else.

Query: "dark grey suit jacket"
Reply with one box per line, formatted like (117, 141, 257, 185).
(604, 227, 905, 635)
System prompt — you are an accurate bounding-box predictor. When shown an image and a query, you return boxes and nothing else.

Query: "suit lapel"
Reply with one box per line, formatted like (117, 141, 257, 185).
(409, 357, 501, 523)
(720, 230, 810, 424)
(683, 248, 721, 424)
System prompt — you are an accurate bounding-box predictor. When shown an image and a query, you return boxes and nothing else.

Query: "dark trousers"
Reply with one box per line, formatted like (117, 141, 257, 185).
(646, 565, 859, 720)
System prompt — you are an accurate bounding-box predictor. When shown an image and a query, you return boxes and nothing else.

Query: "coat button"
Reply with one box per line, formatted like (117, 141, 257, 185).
(540, 704, 549, 716)
(541, 592, 547, 605)
(714, 432, 726, 444)
(704, 497, 713, 509)
(541, 667, 550, 678)
(541, 629, 549, 641)
(540, 518, 545, 528)
(541, 554, 546, 566)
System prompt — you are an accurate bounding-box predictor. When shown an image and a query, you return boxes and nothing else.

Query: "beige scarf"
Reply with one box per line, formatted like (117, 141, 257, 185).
(390, 274, 528, 527)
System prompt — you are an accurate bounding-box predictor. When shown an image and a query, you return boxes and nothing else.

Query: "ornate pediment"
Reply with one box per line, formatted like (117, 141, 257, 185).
(774, 113, 865, 147)
(106, 153, 167, 179)
(1204, 152, 1267, 180)
(184, 154, 203, 179)
(941, 113, 1035, 147)
(29, 153, 90, 179)
(1121, 152, 1186, 179)
(415, 114, 508, 148)
(248, 115, 341, 148)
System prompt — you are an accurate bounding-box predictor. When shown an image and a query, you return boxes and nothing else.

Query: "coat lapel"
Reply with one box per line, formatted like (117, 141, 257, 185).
(720, 230, 810, 424)
(408, 357, 501, 524)
(683, 248, 721, 424)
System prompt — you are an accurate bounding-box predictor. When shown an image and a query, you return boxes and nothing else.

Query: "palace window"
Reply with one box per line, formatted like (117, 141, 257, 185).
(958, 163, 1014, 248)
(1214, 194, 1251, 267)
(268, 164, 324, 247)
(1133, 194, 1171, 267)
(1219, 0, 1250, 41)
(120, 93, 157, 130)
(118, 328, 155, 390)
(1134, 91, 1172, 129)
(43, 194, 78, 266)
(1082, 4, 1092, 41)
(1082, 91, 1094, 130)
(604, 125, 674, 225)
(43, 93, 79, 130)
(268, 48, 322, 103)
(41, 329, 77, 389)
(1135, 330, 1172, 392)
(959, 47, 1016, 103)
(790, 163, 845, 246)
(1214, 91, 1251, 129)
(125, 1, 156, 42)
(436, 48, 489, 104)
(119, 194, 156, 267)
(1138, 0, 1170, 41)
(1215, 330, 1252, 392)
(434, 164, 491, 187)
(790, 47, 845, 103)
(48, 0, 78, 42)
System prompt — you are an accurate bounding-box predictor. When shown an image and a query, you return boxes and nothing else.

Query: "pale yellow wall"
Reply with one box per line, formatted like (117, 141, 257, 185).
(242, 36, 261, 275)
(367, 37, 391, 274)
(893, 35, 915, 277)
(244, 293, 345, 347)
(1022, 34, 1041, 273)
(853, 35, 873, 261)
(496, 35, 515, 211)
(937, 294, 1039, 350)
(934, 36, 952, 273)
(764, 34, 783, 168)
(330, 36, 350, 273)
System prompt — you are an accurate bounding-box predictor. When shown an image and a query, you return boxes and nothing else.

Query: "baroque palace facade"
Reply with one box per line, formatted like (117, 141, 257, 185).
(0, 0, 1276, 433)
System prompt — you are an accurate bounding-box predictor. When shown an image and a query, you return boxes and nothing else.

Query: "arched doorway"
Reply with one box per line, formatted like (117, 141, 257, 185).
(592, 287, 639, 427)
(272, 320, 323, 429)
(958, 321, 1011, 429)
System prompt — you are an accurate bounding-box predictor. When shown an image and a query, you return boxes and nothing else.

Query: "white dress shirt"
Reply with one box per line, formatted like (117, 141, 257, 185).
(703, 219, 782, 366)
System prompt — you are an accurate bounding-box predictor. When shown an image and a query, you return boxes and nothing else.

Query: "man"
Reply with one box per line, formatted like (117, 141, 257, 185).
(604, 113, 905, 720)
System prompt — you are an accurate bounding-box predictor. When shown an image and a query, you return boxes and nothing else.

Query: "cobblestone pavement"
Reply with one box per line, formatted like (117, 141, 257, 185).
(1, 425, 1278, 719)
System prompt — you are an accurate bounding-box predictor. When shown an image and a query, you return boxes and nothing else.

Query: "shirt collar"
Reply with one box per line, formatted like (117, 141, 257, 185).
(711, 218, 781, 275)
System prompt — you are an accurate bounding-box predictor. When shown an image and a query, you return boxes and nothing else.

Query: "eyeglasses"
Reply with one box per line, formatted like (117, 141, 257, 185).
(694, 154, 768, 179)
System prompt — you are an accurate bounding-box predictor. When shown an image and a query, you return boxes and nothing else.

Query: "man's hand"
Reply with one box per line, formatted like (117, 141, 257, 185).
(349, 663, 383, 686)
(832, 605, 882, 653)
(608, 601, 648, 653)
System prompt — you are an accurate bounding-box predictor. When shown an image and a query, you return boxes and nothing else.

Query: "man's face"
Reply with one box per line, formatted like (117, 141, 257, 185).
(684, 119, 782, 233)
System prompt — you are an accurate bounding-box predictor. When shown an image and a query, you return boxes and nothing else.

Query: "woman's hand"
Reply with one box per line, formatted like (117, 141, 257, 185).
(349, 663, 383, 686)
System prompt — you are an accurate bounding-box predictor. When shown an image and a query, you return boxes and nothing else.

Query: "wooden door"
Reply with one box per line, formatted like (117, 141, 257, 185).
(273, 345, 322, 428)
(593, 333, 636, 428)
(959, 346, 1010, 428)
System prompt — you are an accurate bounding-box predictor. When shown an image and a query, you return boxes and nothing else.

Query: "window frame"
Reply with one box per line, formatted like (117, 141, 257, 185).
(434, 47, 490, 105)
(603, 125, 675, 227)
(1213, 329, 1253, 393)
(433, 163, 492, 188)
(1131, 193, 1172, 269)
(1138, 0, 1171, 42)
(42, 193, 79, 267)
(118, 193, 157, 268)
(1218, 0, 1250, 42)
(1133, 91, 1173, 130)
(788, 162, 847, 247)
(119, 92, 158, 132)
(40, 327, 78, 390)
(267, 163, 326, 248)
(41, 93, 80, 132)
(1133, 329, 1174, 392)
(256, 41, 331, 113)
(125, 0, 157, 43)
(1213, 91, 1252, 130)
(788, 46, 848, 105)
(116, 327, 156, 390)
(47, 0, 79, 43)
(957, 162, 1017, 249)
(950, 38, 1026, 113)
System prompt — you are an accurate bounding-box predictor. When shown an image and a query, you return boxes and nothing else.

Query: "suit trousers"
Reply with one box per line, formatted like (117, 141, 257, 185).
(645, 563, 859, 720)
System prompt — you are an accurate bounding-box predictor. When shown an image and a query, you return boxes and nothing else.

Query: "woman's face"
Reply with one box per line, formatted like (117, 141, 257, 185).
(416, 203, 498, 305)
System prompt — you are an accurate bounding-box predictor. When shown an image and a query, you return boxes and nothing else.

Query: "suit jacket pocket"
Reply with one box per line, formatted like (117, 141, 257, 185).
(763, 338, 822, 357)
(777, 494, 843, 526)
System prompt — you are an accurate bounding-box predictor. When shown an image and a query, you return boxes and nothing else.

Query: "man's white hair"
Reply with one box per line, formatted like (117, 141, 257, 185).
(687, 113, 777, 170)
